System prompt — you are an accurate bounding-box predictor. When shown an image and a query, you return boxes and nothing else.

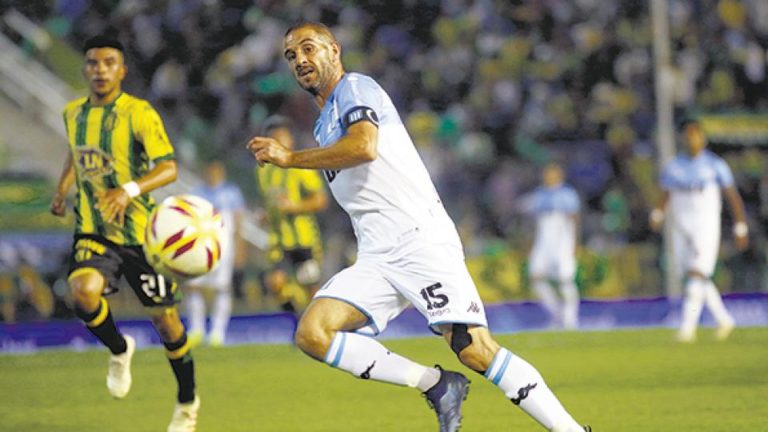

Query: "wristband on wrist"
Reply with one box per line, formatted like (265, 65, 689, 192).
(121, 181, 141, 198)
(733, 222, 748, 237)
(650, 208, 664, 224)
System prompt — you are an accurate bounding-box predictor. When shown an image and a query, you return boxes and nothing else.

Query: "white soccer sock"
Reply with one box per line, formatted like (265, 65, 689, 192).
(186, 290, 206, 336)
(680, 277, 706, 338)
(210, 290, 233, 343)
(560, 281, 579, 330)
(485, 348, 581, 431)
(703, 280, 734, 326)
(324, 331, 438, 391)
(533, 280, 561, 324)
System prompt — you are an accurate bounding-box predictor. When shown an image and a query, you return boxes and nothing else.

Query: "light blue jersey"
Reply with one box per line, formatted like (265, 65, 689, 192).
(311, 73, 456, 255)
(526, 184, 579, 260)
(530, 185, 580, 215)
(660, 150, 734, 235)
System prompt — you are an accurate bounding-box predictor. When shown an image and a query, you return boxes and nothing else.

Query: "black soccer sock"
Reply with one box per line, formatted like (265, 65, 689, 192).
(75, 298, 127, 355)
(165, 332, 196, 403)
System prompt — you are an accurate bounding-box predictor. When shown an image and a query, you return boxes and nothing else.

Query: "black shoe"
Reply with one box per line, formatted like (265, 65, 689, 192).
(584, 426, 592, 431)
(423, 365, 470, 432)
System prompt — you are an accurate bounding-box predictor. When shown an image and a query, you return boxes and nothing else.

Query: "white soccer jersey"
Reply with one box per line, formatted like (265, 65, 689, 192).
(660, 150, 734, 237)
(313, 73, 460, 256)
(186, 181, 245, 289)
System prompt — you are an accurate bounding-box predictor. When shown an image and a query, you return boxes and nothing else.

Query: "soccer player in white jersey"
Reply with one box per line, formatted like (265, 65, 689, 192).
(247, 22, 589, 432)
(184, 161, 246, 347)
(524, 163, 581, 330)
(650, 117, 748, 343)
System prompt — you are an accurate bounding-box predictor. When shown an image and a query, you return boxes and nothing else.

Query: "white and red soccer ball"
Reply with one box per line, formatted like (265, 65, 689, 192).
(144, 194, 224, 279)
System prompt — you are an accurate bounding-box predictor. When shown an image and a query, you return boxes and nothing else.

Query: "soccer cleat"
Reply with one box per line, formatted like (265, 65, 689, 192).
(675, 330, 696, 344)
(423, 365, 470, 432)
(715, 321, 735, 341)
(584, 426, 593, 431)
(168, 395, 200, 432)
(188, 331, 204, 349)
(107, 334, 135, 399)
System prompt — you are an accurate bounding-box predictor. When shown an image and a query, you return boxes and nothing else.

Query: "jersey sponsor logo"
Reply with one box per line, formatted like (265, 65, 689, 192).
(76, 148, 115, 180)
(510, 382, 538, 405)
(324, 169, 340, 183)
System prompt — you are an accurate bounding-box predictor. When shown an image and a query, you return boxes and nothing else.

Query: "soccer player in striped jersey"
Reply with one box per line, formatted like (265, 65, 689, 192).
(650, 117, 748, 343)
(247, 22, 589, 432)
(50, 35, 199, 431)
(256, 115, 328, 312)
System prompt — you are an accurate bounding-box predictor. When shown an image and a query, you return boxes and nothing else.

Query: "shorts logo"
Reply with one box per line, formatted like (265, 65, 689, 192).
(466, 302, 481, 314)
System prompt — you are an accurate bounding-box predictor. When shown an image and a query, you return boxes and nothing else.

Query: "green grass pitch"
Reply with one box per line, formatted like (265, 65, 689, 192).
(1, 327, 766, 431)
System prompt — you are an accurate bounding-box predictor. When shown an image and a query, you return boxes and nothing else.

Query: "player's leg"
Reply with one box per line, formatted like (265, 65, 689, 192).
(295, 296, 441, 390)
(149, 307, 200, 432)
(703, 279, 735, 340)
(68, 238, 134, 398)
(209, 287, 232, 346)
(183, 285, 206, 347)
(557, 257, 580, 330)
(441, 324, 584, 432)
(679, 272, 707, 342)
(530, 252, 561, 327)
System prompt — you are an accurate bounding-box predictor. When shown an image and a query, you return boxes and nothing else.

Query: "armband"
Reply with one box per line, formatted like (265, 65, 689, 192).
(733, 222, 748, 237)
(343, 106, 379, 128)
(121, 181, 141, 198)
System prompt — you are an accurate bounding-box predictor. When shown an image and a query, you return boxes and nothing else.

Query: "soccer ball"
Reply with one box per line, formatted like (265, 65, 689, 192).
(143, 194, 224, 279)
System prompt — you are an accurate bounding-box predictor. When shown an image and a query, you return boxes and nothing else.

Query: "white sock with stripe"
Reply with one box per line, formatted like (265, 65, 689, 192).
(485, 348, 581, 431)
(324, 331, 439, 391)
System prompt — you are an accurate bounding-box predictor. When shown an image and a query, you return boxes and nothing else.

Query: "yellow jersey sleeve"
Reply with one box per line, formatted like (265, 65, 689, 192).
(301, 169, 324, 193)
(131, 101, 175, 162)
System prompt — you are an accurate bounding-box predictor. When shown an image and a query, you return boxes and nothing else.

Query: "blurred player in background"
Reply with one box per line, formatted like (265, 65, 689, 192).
(247, 22, 589, 432)
(650, 117, 748, 343)
(184, 160, 246, 347)
(50, 35, 199, 431)
(256, 115, 327, 313)
(524, 163, 581, 330)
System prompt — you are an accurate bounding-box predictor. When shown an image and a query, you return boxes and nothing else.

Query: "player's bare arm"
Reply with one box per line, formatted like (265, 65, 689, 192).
(248, 120, 378, 170)
(723, 186, 749, 250)
(51, 152, 76, 217)
(96, 160, 177, 224)
(649, 191, 670, 232)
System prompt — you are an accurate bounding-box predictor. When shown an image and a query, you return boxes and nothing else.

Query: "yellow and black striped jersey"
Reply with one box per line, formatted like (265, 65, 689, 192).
(62, 92, 175, 246)
(256, 165, 323, 255)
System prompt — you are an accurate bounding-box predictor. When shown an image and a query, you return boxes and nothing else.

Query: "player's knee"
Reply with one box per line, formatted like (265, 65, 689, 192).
(68, 278, 103, 310)
(294, 318, 333, 360)
(149, 308, 184, 342)
(452, 326, 498, 372)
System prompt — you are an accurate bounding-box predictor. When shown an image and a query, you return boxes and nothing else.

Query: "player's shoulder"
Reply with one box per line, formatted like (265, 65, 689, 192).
(341, 72, 382, 92)
(63, 96, 88, 114)
(116, 92, 155, 112)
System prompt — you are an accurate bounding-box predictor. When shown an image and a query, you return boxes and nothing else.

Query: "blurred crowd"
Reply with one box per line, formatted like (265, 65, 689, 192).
(2, 0, 768, 321)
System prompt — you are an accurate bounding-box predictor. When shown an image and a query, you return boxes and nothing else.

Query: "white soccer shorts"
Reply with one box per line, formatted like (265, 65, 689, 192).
(528, 248, 576, 282)
(315, 239, 488, 335)
(671, 226, 720, 278)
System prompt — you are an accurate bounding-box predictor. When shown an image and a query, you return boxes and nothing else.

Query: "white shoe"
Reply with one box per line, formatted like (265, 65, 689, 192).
(676, 330, 696, 344)
(715, 321, 735, 341)
(107, 335, 135, 398)
(168, 395, 200, 432)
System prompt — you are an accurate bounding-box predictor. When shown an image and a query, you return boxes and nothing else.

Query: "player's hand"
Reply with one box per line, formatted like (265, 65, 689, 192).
(246, 136, 293, 168)
(734, 231, 749, 251)
(50, 192, 67, 217)
(649, 208, 664, 232)
(95, 188, 131, 225)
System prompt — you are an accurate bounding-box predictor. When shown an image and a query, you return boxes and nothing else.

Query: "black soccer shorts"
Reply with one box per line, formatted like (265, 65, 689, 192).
(68, 234, 181, 307)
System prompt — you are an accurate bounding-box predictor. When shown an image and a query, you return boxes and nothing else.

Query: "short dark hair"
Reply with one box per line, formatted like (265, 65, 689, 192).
(262, 115, 292, 135)
(677, 115, 700, 131)
(83, 35, 124, 54)
(284, 20, 336, 41)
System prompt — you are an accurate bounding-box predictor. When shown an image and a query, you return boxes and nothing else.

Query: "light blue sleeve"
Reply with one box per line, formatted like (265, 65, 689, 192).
(562, 187, 580, 213)
(659, 161, 675, 190)
(336, 74, 383, 129)
(713, 156, 735, 188)
(226, 183, 246, 211)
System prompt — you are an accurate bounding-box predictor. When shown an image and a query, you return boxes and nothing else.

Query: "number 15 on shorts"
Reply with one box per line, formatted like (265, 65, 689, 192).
(420, 282, 449, 310)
